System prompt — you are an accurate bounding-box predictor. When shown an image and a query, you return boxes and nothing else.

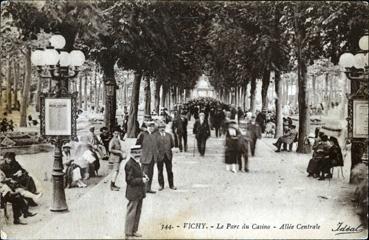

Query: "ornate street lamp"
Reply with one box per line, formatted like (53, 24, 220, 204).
(31, 34, 85, 211)
(339, 31, 368, 181)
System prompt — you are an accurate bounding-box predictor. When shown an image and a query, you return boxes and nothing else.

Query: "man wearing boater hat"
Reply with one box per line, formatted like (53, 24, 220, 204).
(124, 145, 148, 238)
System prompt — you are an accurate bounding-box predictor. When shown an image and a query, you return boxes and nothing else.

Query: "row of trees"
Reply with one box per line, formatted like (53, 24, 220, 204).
(1, 1, 368, 151)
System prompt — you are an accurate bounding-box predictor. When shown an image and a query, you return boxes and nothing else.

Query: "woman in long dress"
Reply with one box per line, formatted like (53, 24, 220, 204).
(225, 121, 241, 173)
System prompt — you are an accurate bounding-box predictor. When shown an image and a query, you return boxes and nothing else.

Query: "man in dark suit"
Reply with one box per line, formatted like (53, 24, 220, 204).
(193, 112, 211, 156)
(172, 112, 188, 152)
(247, 115, 262, 156)
(135, 122, 159, 193)
(157, 122, 177, 191)
(213, 108, 225, 138)
(124, 146, 148, 238)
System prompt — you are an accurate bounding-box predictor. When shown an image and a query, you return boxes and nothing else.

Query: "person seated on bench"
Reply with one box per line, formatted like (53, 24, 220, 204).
(315, 135, 333, 180)
(74, 143, 99, 180)
(273, 125, 298, 152)
(1, 169, 42, 204)
(0, 152, 39, 206)
(1, 176, 37, 225)
(62, 143, 87, 188)
(328, 136, 343, 167)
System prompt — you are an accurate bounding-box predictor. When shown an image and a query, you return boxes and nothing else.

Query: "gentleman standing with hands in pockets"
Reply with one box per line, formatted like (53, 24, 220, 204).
(125, 146, 148, 238)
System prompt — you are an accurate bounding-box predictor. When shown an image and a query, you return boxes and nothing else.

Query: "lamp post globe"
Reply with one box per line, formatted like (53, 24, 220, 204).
(338, 52, 355, 68)
(358, 34, 369, 51)
(31, 48, 45, 66)
(49, 34, 66, 49)
(44, 47, 60, 66)
(69, 50, 86, 67)
(354, 53, 366, 69)
(59, 51, 71, 67)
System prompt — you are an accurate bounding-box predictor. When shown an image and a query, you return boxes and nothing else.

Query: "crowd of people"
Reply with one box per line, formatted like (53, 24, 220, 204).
(1, 99, 347, 235)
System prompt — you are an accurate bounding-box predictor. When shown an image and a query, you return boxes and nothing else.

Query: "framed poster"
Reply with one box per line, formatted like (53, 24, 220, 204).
(353, 99, 368, 138)
(40, 94, 78, 139)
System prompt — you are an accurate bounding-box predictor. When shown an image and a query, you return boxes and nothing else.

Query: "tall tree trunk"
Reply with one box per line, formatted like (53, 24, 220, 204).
(325, 73, 329, 113)
(295, 23, 310, 153)
(94, 67, 99, 112)
(274, 71, 283, 138)
(312, 74, 316, 106)
(144, 76, 151, 116)
(0, 65, 3, 106)
(6, 58, 12, 113)
(161, 85, 167, 108)
(78, 76, 82, 109)
(35, 73, 42, 112)
(12, 61, 19, 110)
(127, 72, 142, 138)
(243, 82, 248, 110)
(19, 48, 32, 127)
(123, 79, 127, 108)
(284, 77, 289, 106)
(154, 80, 161, 114)
(84, 75, 88, 111)
(168, 87, 171, 109)
(102, 62, 117, 134)
(295, 77, 299, 108)
(97, 81, 101, 112)
(250, 78, 256, 114)
(261, 69, 270, 113)
(171, 87, 176, 106)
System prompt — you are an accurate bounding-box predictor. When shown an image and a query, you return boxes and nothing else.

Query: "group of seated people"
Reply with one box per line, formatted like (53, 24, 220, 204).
(62, 125, 123, 188)
(0, 152, 41, 225)
(62, 141, 103, 189)
(307, 129, 344, 180)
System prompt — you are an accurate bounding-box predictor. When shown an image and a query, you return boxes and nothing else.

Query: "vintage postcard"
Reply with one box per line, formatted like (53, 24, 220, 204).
(0, 0, 368, 239)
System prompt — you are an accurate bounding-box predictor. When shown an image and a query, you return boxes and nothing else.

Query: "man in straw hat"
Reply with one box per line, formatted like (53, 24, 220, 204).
(124, 145, 148, 238)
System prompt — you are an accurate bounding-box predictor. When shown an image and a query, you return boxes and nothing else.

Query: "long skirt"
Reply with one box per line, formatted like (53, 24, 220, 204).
(225, 150, 238, 164)
(307, 158, 320, 174)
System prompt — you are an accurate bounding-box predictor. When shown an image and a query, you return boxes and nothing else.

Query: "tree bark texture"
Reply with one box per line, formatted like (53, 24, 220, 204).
(250, 78, 256, 114)
(325, 73, 329, 113)
(154, 81, 161, 114)
(161, 85, 167, 108)
(35, 72, 42, 112)
(127, 72, 142, 138)
(12, 61, 19, 110)
(102, 63, 117, 134)
(144, 76, 151, 116)
(296, 58, 310, 153)
(274, 71, 283, 138)
(261, 69, 270, 113)
(6, 58, 12, 113)
(78, 76, 82, 109)
(19, 48, 32, 127)
(84, 75, 88, 111)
